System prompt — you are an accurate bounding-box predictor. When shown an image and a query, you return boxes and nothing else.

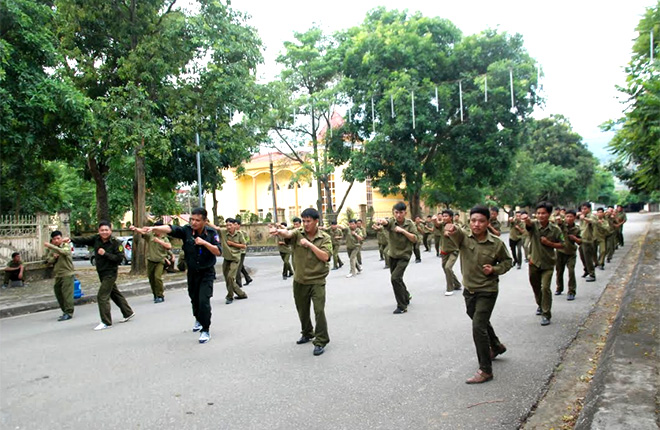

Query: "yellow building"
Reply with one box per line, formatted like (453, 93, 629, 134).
(207, 151, 405, 223)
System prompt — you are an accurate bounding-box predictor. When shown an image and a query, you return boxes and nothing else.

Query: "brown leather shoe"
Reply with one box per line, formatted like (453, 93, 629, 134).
(465, 370, 493, 384)
(490, 344, 507, 359)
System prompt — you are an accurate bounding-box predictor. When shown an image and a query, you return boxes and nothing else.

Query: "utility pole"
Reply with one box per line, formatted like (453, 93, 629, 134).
(269, 153, 278, 223)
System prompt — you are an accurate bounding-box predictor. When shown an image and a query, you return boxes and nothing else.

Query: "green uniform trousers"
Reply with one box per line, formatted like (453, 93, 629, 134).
(347, 247, 360, 275)
(529, 264, 554, 320)
(147, 260, 165, 298)
(331, 246, 343, 269)
(555, 253, 577, 295)
(422, 233, 431, 252)
(463, 289, 503, 375)
(389, 257, 411, 310)
(579, 241, 596, 278)
(280, 252, 294, 277)
(617, 227, 624, 247)
(413, 242, 421, 261)
(434, 236, 442, 256)
(606, 234, 616, 261)
(223, 259, 246, 301)
(293, 281, 329, 347)
(379, 244, 390, 267)
(98, 274, 133, 326)
(597, 237, 607, 266)
(441, 251, 462, 291)
(53, 275, 75, 315)
(357, 247, 362, 266)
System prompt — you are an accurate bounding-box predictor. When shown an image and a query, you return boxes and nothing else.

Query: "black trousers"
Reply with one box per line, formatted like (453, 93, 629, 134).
(187, 268, 215, 332)
(236, 253, 252, 287)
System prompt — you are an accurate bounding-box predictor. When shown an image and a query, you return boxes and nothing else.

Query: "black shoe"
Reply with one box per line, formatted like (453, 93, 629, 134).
(57, 313, 72, 321)
(283, 276, 288, 280)
(379, 258, 384, 261)
(517, 265, 521, 270)
(393, 307, 407, 314)
(296, 336, 313, 344)
(581, 272, 588, 278)
(586, 275, 596, 282)
(313, 345, 325, 356)
(598, 265, 605, 270)
(225, 299, 234, 304)
(490, 344, 507, 359)
(567, 294, 576, 301)
(245, 278, 253, 285)
(535, 307, 542, 315)
(606, 258, 611, 263)
(541, 316, 551, 326)
(415, 259, 421, 264)
(234, 295, 248, 300)
(554, 290, 562, 295)
(154, 297, 165, 303)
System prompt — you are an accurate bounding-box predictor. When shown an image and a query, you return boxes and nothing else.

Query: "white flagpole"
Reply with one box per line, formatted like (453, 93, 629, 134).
(459, 81, 464, 122)
(391, 94, 395, 118)
(435, 86, 439, 112)
(371, 97, 375, 133)
(411, 90, 415, 129)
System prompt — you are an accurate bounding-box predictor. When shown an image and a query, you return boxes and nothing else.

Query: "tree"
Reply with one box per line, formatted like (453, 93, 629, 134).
(603, 3, 659, 194)
(264, 27, 357, 221)
(337, 9, 540, 216)
(0, 0, 89, 214)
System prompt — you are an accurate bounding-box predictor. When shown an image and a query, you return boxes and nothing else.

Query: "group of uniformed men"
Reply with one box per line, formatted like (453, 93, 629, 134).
(36, 200, 627, 382)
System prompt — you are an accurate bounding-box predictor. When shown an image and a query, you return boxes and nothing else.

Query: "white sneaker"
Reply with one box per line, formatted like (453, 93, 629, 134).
(346, 273, 354, 278)
(94, 323, 110, 331)
(444, 291, 454, 296)
(192, 321, 202, 332)
(199, 331, 211, 344)
(121, 313, 135, 323)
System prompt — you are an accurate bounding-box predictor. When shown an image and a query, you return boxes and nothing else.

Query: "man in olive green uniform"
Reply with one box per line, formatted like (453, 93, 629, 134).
(235, 219, 253, 288)
(487, 207, 502, 237)
(423, 215, 433, 252)
(218, 218, 248, 304)
(433, 212, 444, 256)
(356, 219, 365, 267)
(45, 231, 75, 321)
(445, 205, 512, 384)
(373, 223, 389, 269)
(328, 222, 344, 270)
(69, 221, 134, 330)
(578, 202, 598, 282)
(594, 208, 610, 270)
(508, 211, 525, 269)
(413, 216, 424, 263)
(131, 222, 172, 303)
(523, 202, 564, 326)
(554, 210, 581, 300)
(344, 219, 363, 278)
(615, 205, 627, 247)
(605, 207, 617, 263)
(2, 252, 24, 288)
(376, 202, 418, 314)
(435, 209, 461, 295)
(278, 222, 294, 280)
(270, 208, 332, 356)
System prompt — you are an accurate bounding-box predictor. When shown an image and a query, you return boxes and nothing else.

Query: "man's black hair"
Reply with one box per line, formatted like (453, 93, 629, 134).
(536, 201, 553, 214)
(470, 205, 490, 219)
(191, 207, 208, 219)
(98, 220, 111, 229)
(281, 222, 288, 227)
(349, 219, 357, 223)
(580, 202, 591, 210)
(226, 217, 236, 224)
(566, 209, 577, 216)
(596, 207, 605, 212)
(441, 209, 454, 217)
(292, 217, 302, 223)
(51, 230, 62, 238)
(393, 202, 407, 212)
(301, 208, 319, 220)
(12, 252, 20, 258)
(331, 221, 337, 225)
(426, 215, 432, 218)
(235, 218, 242, 225)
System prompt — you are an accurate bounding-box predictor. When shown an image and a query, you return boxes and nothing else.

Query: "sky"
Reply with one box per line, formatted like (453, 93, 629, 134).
(230, 0, 655, 161)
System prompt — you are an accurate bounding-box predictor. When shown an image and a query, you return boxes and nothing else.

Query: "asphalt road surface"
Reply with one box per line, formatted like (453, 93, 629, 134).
(0, 214, 650, 430)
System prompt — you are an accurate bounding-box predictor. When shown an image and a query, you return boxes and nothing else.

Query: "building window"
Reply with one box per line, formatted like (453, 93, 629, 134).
(267, 183, 280, 191)
(366, 177, 373, 207)
(288, 181, 300, 190)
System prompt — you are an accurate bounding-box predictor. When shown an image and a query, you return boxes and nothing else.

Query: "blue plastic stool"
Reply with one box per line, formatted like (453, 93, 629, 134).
(74, 278, 84, 299)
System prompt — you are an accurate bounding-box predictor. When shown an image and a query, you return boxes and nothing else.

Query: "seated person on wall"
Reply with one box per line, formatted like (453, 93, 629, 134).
(3, 252, 25, 288)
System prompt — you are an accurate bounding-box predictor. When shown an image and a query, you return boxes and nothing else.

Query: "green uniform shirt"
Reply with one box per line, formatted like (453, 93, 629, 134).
(145, 233, 170, 263)
(594, 217, 609, 240)
(219, 228, 244, 262)
(579, 213, 597, 243)
(509, 219, 525, 241)
(343, 227, 362, 250)
(329, 227, 344, 247)
(433, 221, 444, 238)
(615, 212, 627, 230)
(239, 230, 249, 255)
(490, 219, 502, 233)
(384, 217, 418, 259)
(290, 228, 332, 284)
(72, 234, 124, 278)
(440, 223, 458, 253)
(45, 243, 74, 278)
(448, 228, 512, 293)
(375, 227, 388, 246)
(527, 220, 563, 270)
(557, 223, 581, 256)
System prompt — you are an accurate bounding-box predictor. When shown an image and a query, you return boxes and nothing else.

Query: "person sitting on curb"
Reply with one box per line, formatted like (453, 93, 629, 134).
(2, 252, 24, 288)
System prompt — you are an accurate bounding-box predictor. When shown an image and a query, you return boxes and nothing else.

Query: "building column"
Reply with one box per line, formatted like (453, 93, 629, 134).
(253, 176, 258, 215)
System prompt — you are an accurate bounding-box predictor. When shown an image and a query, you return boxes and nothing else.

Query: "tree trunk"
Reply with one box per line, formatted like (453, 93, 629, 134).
(408, 191, 421, 219)
(87, 155, 110, 222)
(131, 146, 147, 275)
(212, 187, 219, 225)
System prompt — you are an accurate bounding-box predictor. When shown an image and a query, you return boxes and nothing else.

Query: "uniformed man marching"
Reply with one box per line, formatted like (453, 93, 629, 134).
(145, 207, 221, 344)
(45, 231, 75, 321)
(69, 221, 135, 331)
(270, 208, 332, 356)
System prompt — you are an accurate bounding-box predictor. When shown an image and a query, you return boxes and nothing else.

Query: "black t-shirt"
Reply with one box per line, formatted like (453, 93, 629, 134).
(169, 225, 221, 271)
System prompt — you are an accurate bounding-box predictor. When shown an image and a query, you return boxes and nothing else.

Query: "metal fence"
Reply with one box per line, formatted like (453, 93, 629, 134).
(0, 213, 68, 265)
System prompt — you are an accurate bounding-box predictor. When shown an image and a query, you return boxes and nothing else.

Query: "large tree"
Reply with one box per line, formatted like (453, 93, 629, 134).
(337, 9, 540, 216)
(603, 3, 659, 195)
(0, 0, 89, 214)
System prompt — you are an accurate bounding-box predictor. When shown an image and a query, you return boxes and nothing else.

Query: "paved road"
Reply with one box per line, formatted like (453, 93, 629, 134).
(0, 214, 651, 430)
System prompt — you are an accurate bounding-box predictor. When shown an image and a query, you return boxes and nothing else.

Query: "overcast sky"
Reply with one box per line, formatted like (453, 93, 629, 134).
(231, 0, 655, 160)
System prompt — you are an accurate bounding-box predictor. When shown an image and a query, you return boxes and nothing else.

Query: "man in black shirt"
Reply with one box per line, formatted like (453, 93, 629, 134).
(145, 208, 221, 344)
